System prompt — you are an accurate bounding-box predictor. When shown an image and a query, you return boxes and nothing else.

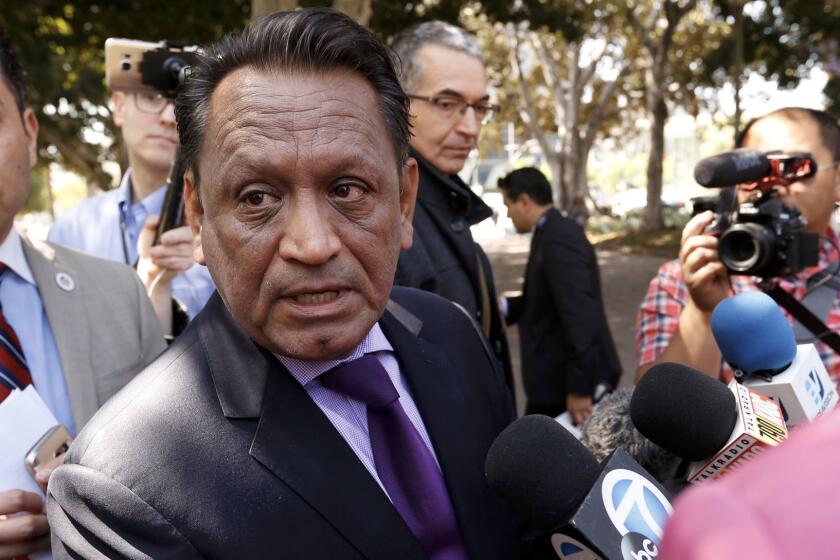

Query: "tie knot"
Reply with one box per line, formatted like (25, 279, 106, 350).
(320, 355, 399, 409)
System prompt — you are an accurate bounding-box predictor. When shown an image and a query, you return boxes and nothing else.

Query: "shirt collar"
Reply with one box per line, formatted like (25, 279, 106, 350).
(117, 168, 167, 216)
(0, 228, 35, 285)
(277, 323, 393, 387)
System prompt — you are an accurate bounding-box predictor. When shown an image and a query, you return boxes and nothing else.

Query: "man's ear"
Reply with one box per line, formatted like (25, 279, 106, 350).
(399, 158, 419, 250)
(111, 92, 126, 127)
(183, 170, 206, 265)
(22, 107, 38, 169)
(833, 164, 840, 205)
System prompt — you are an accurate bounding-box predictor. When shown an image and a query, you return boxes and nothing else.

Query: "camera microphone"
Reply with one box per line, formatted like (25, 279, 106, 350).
(693, 149, 770, 188)
(711, 291, 838, 426)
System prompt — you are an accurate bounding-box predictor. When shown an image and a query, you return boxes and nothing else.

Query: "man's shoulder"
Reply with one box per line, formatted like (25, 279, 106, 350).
(25, 236, 138, 285)
(387, 287, 490, 353)
(66, 325, 206, 463)
(49, 189, 121, 241)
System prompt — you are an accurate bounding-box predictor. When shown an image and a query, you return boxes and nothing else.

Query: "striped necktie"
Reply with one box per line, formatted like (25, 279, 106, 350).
(0, 263, 32, 402)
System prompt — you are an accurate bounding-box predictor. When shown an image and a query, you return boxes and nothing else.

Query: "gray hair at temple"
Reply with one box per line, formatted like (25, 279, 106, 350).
(390, 21, 483, 94)
(176, 8, 411, 190)
(580, 387, 682, 488)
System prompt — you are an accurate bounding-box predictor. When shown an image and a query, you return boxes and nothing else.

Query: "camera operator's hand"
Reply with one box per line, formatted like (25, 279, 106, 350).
(680, 211, 731, 312)
(137, 215, 194, 335)
(0, 490, 50, 558)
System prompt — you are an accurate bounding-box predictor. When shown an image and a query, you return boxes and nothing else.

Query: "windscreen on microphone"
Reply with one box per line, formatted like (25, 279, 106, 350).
(630, 363, 738, 461)
(694, 148, 770, 188)
(711, 291, 797, 376)
(484, 415, 600, 531)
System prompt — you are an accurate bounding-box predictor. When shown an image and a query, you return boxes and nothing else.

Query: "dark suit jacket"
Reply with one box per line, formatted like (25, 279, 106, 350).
(48, 288, 519, 559)
(507, 208, 621, 406)
(395, 151, 513, 389)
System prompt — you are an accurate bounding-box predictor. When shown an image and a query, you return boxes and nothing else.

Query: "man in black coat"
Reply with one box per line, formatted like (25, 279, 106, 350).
(47, 10, 519, 559)
(390, 22, 512, 389)
(499, 168, 621, 422)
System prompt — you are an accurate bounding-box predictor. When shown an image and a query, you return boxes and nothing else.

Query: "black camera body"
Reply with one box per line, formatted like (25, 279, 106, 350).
(707, 194, 819, 278)
(692, 149, 822, 279)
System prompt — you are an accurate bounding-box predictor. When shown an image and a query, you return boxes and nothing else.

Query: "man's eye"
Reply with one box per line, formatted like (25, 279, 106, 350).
(436, 99, 459, 111)
(332, 183, 365, 200)
(244, 192, 266, 206)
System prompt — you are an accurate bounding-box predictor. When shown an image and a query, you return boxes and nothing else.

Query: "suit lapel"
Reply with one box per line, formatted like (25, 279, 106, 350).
(199, 297, 424, 559)
(249, 365, 424, 559)
(21, 237, 97, 428)
(379, 307, 495, 559)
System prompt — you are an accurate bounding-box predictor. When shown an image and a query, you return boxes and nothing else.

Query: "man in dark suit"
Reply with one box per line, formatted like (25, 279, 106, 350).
(47, 9, 518, 559)
(499, 168, 621, 423)
(390, 22, 512, 390)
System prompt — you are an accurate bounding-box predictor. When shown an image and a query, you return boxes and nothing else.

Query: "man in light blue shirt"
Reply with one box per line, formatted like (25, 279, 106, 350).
(49, 84, 215, 331)
(0, 28, 165, 558)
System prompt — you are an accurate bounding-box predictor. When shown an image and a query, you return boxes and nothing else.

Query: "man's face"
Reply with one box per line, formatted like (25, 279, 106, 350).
(502, 190, 530, 234)
(0, 79, 37, 242)
(112, 91, 177, 175)
(408, 44, 487, 175)
(185, 68, 418, 360)
(740, 114, 840, 234)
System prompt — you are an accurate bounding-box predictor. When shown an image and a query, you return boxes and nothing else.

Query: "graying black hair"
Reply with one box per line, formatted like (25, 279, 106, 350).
(737, 107, 840, 162)
(176, 8, 410, 187)
(580, 387, 681, 486)
(390, 21, 483, 94)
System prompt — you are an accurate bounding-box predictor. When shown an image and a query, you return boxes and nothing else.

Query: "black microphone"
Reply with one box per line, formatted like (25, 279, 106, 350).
(693, 148, 770, 188)
(486, 415, 674, 560)
(580, 387, 684, 495)
(630, 363, 788, 484)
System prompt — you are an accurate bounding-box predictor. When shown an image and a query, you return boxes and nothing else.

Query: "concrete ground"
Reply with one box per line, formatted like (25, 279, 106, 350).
(480, 234, 670, 415)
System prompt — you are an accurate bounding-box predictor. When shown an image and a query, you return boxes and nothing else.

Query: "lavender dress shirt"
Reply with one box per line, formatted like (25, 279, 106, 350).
(276, 323, 442, 499)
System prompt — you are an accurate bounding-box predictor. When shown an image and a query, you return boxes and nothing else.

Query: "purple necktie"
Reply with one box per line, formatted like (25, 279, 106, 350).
(321, 355, 469, 560)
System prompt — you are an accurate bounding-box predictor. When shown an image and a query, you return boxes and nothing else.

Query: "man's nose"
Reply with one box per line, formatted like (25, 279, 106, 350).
(454, 106, 482, 139)
(278, 196, 342, 265)
(160, 101, 176, 126)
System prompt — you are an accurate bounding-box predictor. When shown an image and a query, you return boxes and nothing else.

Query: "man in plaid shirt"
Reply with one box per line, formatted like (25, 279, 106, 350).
(636, 107, 840, 382)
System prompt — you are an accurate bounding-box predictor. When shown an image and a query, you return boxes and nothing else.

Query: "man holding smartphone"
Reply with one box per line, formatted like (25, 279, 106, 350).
(0, 28, 165, 558)
(48, 53, 215, 336)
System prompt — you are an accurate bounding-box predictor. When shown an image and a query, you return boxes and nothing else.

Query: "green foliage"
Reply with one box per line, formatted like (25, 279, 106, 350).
(1, 1, 250, 191)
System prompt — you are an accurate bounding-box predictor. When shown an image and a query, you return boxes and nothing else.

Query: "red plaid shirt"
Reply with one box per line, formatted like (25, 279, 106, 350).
(636, 229, 840, 381)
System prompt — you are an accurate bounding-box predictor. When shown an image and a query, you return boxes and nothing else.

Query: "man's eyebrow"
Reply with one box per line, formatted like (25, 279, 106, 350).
(434, 88, 490, 102)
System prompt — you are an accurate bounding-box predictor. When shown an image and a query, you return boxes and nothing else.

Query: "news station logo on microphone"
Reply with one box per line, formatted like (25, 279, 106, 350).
(551, 534, 603, 559)
(601, 468, 672, 560)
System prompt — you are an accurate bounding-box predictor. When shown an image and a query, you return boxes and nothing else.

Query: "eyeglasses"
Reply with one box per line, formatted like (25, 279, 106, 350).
(408, 94, 499, 124)
(133, 92, 173, 115)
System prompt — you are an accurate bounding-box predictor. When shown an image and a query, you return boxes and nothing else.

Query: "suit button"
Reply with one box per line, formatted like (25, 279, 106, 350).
(450, 218, 467, 233)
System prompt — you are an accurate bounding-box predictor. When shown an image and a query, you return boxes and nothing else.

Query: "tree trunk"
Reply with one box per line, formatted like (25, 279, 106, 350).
(732, 5, 745, 143)
(642, 92, 667, 231)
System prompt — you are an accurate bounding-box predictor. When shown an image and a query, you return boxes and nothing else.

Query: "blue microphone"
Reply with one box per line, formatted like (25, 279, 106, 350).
(711, 292, 837, 426)
(711, 291, 796, 376)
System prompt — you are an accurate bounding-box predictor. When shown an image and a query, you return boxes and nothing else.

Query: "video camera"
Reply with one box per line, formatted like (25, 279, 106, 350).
(104, 39, 200, 244)
(691, 149, 820, 278)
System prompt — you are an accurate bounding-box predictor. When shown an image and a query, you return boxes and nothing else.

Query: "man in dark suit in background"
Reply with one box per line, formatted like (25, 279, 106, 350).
(499, 168, 621, 423)
(48, 9, 518, 559)
(390, 22, 512, 390)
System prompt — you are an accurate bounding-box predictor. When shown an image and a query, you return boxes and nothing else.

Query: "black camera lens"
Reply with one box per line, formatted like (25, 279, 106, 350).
(719, 223, 775, 274)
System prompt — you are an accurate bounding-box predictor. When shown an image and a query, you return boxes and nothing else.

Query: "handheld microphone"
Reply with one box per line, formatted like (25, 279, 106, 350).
(693, 148, 770, 188)
(711, 291, 837, 426)
(486, 415, 674, 560)
(630, 363, 788, 484)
